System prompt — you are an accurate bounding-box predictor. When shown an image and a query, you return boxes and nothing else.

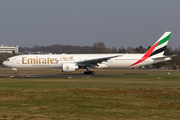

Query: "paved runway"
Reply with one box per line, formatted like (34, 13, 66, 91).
(0, 74, 118, 78)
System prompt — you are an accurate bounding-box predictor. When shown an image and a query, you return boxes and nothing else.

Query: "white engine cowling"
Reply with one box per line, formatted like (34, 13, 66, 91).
(62, 63, 79, 72)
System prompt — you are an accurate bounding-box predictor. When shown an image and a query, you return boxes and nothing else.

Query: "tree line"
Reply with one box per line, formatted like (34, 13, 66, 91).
(1, 42, 180, 69)
(18, 42, 149, 54)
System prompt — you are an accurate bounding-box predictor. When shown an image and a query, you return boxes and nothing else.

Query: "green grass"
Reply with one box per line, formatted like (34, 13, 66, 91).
(0, 69, 180, 119)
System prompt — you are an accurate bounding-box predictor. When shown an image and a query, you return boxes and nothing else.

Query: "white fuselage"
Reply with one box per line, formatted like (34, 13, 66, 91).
(3, 32, 173, 74)
(3, 54, 157, 69)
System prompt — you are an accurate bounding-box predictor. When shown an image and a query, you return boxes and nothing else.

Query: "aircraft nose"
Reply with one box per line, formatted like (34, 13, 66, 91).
(2, 61, 6, 66)
(2, 61, 9, 67)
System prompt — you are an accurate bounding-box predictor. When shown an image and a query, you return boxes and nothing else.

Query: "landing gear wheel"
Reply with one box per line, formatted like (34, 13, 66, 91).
(15, 72, 18, 75)
(84, 71, 95, 75)
(91, 71, 95, 75)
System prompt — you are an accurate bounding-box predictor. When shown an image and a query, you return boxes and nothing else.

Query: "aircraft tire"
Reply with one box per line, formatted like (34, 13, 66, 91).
(91, 71, 95, 75)
(84, 71, 95, 75)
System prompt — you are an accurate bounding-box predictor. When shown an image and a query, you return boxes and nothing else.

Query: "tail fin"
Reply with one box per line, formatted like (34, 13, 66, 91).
(149, 31, 171, 57)
(130, 32, 171, 66)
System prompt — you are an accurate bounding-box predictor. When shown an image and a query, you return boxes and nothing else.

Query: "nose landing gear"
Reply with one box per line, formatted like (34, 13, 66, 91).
(12, 68, 18, 75)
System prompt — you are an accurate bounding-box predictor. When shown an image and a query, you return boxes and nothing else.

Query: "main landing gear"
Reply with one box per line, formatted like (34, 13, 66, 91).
(84, 71, 95, 75)
(84, 66, 95, 75)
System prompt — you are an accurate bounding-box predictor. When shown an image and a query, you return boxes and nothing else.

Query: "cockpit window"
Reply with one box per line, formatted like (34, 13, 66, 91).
(6, 59, 10, 61)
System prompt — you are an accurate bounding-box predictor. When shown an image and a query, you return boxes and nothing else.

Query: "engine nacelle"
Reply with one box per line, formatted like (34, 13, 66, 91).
(62, 63, 79, 72)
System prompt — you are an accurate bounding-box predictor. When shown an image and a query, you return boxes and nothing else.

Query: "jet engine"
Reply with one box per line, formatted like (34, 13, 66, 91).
(62, 63, 79, 72)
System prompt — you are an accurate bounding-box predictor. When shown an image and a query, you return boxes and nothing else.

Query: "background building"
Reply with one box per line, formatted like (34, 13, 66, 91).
(0, 45, 18, 54)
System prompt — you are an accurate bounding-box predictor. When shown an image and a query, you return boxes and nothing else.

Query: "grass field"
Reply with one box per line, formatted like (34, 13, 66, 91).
(0, 69, 180, 120)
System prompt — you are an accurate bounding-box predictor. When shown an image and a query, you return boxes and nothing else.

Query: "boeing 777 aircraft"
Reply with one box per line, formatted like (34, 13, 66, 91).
(3, 32, 173, 75)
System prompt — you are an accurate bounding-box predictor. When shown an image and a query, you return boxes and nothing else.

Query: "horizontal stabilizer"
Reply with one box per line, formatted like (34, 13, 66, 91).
(151, 55, 176, 60)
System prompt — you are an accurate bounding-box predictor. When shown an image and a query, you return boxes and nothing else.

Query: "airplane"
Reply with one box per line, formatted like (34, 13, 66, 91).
(3, 32, 173, 75)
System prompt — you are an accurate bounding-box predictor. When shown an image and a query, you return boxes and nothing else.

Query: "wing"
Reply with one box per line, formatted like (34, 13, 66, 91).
(77, 55, 122, 67)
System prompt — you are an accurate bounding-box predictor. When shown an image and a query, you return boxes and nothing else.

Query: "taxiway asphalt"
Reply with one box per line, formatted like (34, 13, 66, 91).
(0, 74, 118, 78)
